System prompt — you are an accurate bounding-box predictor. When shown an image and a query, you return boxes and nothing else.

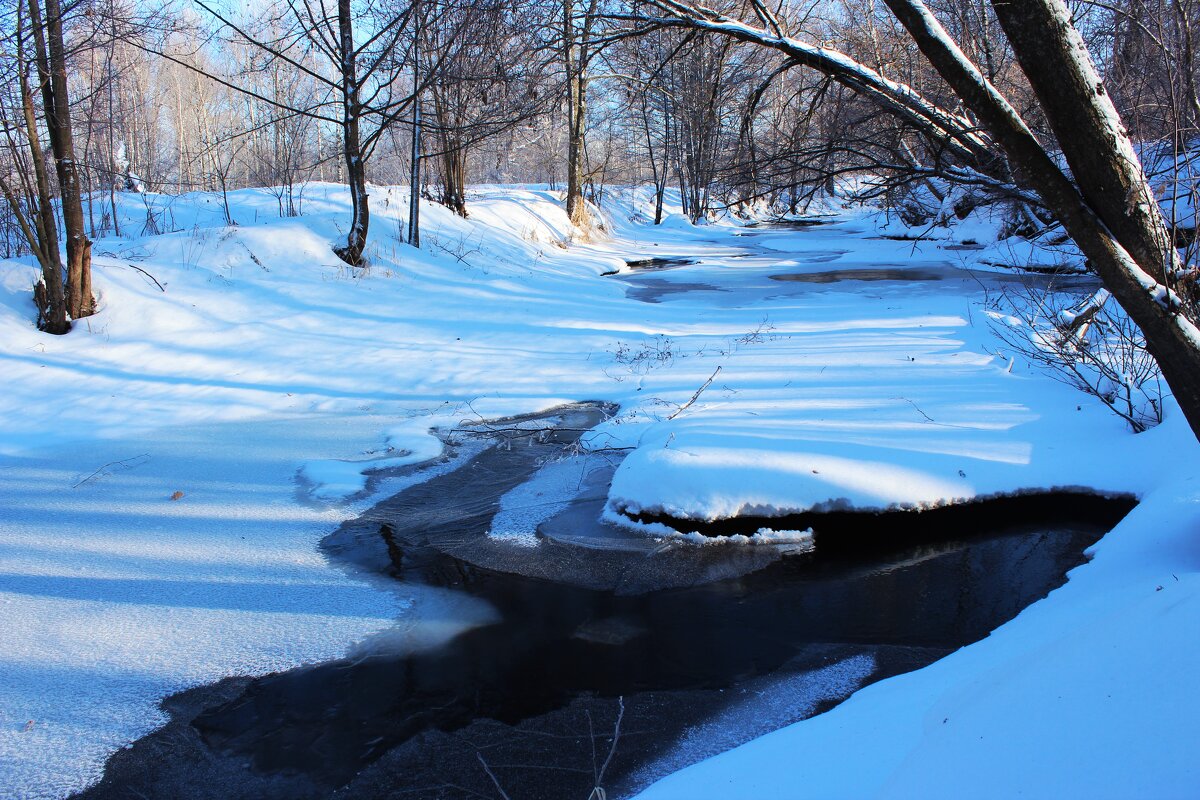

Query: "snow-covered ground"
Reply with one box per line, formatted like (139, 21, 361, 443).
(1, 183, 1196, 798)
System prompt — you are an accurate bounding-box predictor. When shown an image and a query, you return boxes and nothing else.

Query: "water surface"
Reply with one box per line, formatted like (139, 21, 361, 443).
(74, 405, 1131, 800)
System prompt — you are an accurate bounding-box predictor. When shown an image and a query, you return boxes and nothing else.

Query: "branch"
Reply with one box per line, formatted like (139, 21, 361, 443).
(475, 752, 511, 800)
(668, 366, 721, 420)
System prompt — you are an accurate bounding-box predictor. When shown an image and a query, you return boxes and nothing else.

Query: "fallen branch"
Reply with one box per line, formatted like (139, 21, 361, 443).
(124, 263, 166, 291)
(1059, 288, 1111, 337)
(593, 696, 625, 797)
(668, 366, 722, 420)
(72, 454, 151, 488)
(476, 752, 512, 800)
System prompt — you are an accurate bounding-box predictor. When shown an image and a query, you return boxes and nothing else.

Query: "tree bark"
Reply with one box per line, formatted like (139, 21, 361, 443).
(563, 0, 593, 229)
(335, 0, 369, 265)
(439, 142, 468, 217)
(991, 1, 1181, 286)
(13, 7, 68, 333)
(30, 0, 94, 319)
(408, 88, 422, 247)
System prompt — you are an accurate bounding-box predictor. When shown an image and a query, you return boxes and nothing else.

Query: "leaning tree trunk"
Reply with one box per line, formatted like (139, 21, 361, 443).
(31, 0, 93, 319)
(988, 1, 1180, 286)
(884, 0, 1200, 441)
(335, 0, 369, 266)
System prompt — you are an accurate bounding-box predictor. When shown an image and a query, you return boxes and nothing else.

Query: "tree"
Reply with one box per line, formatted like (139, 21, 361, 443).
(885, 0, 1200, 438)
(0, 0, 68, 332)
(631, 0, 1200, 440)
(556, 0, 602, 229)
(0, 0, 95, 331)
(423, 0, 546, 217)
(36, 0, 95, 323)
(167, 0, 428, 264)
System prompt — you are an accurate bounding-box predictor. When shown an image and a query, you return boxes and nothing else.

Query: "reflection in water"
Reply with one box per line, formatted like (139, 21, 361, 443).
(625, 256, 697, 270)
(181, 405, 1127, 798)
(770, 267, 946, 283)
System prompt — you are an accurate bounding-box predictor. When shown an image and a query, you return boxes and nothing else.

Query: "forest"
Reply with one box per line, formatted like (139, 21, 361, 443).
(2, 1, 1199, 798)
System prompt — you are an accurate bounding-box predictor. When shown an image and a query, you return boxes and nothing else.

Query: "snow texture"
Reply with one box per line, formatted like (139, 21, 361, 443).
(0, 182, 1196, 798)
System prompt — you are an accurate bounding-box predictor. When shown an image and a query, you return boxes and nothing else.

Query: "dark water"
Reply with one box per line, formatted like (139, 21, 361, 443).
(624, 256, 697, 270)
(770, 267, 946, 283)
(76, 404, 1132, 800)
(744, 218, 836, 229)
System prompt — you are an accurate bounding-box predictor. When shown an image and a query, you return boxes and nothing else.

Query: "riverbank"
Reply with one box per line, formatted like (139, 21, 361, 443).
(1, 184, 1196, 797)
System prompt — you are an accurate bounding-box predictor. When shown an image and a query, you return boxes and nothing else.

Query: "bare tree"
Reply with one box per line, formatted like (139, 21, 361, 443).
(0, 0, 68, 332)
(423, 0, 547, 217)
(158, 0, 431, 264)
(30, 0, 95, 319)
(555, 0, 602, 229)
(625, 0, 1200, 440)
(0, 0, 96, 331)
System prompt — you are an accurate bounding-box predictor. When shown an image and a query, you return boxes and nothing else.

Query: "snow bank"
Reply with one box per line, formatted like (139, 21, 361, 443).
(0, 184, 623, 797)
(1, 182, 1196, 798)
(635, 455, 1200, 798)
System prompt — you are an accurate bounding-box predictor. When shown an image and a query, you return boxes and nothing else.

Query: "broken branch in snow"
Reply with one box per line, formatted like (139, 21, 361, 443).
(115, 263, 166, 291)
(896, 396, 935, 423)
(71, 454, 151, 488)
(476, 752, 512, 800)
(1059, 288, 1111, 338)
(99, 262, 165, 291)
(668, 366, 722, 420)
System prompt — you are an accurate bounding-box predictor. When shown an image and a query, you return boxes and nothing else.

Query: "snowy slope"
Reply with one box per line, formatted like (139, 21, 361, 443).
(0, 183, 1196, 798)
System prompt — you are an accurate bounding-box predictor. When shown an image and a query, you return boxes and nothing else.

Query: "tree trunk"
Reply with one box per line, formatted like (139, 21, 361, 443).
(439, 143, 468, 217)
(430, 90, 466, 217)
(335, 0, 369, 266)
(991, 1, 1180, 286)
(31, 0, 94, 319)
(566, 73, 589, 227)
(563, 0, 592, 229)
(884, 0, 1200, 440)
(408, 90, 422, 247)
(21, 114, 69, 333)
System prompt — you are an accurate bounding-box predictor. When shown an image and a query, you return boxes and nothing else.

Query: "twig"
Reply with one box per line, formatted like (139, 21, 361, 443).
(476, 752, 512, 800)
(895, 396, 935, 422)
(668, 366, 722, 420)
(72, 454, 151, 488)
(594, 696, 625, 793)
(450, 426, 594, 436)
(587, 707, 600, 786)
(124, 263, 166, 291)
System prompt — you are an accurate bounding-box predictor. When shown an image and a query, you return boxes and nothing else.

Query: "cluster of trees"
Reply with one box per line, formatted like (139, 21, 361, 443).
(5, 0, 1200, 440)
(11, 1, 1200, 241)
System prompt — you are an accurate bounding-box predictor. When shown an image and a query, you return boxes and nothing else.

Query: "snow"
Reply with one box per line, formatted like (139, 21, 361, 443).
(631, 653, 876, 788)
(1, 182, 1197, 797)
(634, 434, 1200, 799)
(488, 453, 605, 547)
